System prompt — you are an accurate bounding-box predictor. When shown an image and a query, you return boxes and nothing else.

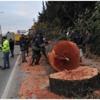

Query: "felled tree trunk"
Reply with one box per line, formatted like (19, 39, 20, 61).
(49, 66, 100, 97)
(47, 40, 100, 97)
(48, 41, 80, 71)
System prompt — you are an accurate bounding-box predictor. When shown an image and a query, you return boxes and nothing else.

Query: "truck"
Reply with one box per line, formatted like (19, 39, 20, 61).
(6, 32, 15, 41)
(14, 34, 22, 45)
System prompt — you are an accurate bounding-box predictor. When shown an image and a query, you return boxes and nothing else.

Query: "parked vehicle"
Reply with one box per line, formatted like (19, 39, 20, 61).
(14, 34, 22, 45)
(6, 32, 15, 41)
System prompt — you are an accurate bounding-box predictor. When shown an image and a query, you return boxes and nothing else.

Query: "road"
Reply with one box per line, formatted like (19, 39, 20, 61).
(0, 45, 20, 98)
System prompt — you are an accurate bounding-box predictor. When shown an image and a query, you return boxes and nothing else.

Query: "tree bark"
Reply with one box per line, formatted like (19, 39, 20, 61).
(49, 66, 100, 97)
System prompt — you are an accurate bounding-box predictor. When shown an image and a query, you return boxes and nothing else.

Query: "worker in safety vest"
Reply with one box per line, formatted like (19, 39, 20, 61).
(0, 36, 10, 70)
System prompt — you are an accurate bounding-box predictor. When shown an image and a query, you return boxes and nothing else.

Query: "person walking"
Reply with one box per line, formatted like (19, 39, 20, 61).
(19, 34, 27, 63)
(9, 38, 14, 58)
(0, 36, 10, 70)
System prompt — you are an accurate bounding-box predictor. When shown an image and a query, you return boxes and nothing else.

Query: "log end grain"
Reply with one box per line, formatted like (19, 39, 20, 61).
(48, 41, 80, 71)
(49, 66, 99, 81)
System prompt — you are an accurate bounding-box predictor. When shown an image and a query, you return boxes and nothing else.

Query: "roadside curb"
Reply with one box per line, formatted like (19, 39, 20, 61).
(1, 54, 21, 99)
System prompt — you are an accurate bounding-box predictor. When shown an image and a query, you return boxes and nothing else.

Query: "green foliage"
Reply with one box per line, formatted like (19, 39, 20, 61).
(88, 2, 100, 55)
(35, 1, 100, 55)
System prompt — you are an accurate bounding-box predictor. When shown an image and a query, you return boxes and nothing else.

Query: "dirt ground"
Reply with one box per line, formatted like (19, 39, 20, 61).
(19, 53, 66, 99)
(19, 42, 100, 99)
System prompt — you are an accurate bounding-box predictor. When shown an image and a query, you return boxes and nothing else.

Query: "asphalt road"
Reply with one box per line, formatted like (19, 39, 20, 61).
(0, 45, 20, 98)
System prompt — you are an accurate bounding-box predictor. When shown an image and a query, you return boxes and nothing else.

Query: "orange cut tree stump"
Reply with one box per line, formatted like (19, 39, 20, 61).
(49, 66, 100, 97)
(48, 41, 80, 71)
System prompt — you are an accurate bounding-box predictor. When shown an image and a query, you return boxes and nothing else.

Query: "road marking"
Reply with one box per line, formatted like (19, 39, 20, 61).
(1, 54, 21, 99)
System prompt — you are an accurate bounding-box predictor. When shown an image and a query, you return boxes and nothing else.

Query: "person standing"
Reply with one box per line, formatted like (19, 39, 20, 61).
(40, 36, 48, 59)
(9, 38, 14, 58)
(0, 36, 10, 70)
(71, 30, 84, 63)
(19, 34, 27, 63)
(25, 35, 30, 56)
(83, 29, 92, 59)
(29, 33, 42, 66)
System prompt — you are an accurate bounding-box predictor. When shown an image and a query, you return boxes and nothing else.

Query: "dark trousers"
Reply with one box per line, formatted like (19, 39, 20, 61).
(30, 49, 41, 65)
(26, 46, 29, 56)
(10, 49, 14, 57)
(3, 51, 10, 68)
(41, 47, 47, 59)
(21, 50, 27, 62)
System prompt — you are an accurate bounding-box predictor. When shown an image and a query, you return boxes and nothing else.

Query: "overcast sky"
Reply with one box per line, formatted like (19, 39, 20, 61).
(0, 1, 43, 35)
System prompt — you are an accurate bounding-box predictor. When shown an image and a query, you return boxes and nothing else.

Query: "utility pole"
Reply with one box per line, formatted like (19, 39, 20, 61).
(33, 18, 35, 25)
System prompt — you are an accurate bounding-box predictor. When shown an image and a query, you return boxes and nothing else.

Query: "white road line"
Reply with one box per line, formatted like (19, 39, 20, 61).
(1, 54, 21, 99)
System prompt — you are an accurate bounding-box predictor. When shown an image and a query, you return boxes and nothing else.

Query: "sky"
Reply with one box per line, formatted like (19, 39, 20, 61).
(0, 1, 43, 35)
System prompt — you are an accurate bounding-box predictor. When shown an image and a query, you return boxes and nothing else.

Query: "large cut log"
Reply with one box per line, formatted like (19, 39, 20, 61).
(49, 66, 100, 97)
(48, 41, 80, 71)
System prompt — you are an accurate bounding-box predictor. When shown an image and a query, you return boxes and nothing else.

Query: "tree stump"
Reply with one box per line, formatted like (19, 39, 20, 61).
(49, 66, 100, 97)
(48, 41, 80, 71)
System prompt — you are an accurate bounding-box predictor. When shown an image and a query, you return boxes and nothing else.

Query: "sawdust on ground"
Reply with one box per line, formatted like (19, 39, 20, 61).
(19, 43, 100, 99)
(19, 52, 66, 99)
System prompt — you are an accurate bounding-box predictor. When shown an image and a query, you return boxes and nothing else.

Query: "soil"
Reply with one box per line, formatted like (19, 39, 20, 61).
(19, 41, 100, 99)
(19, 54, 66, 99)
